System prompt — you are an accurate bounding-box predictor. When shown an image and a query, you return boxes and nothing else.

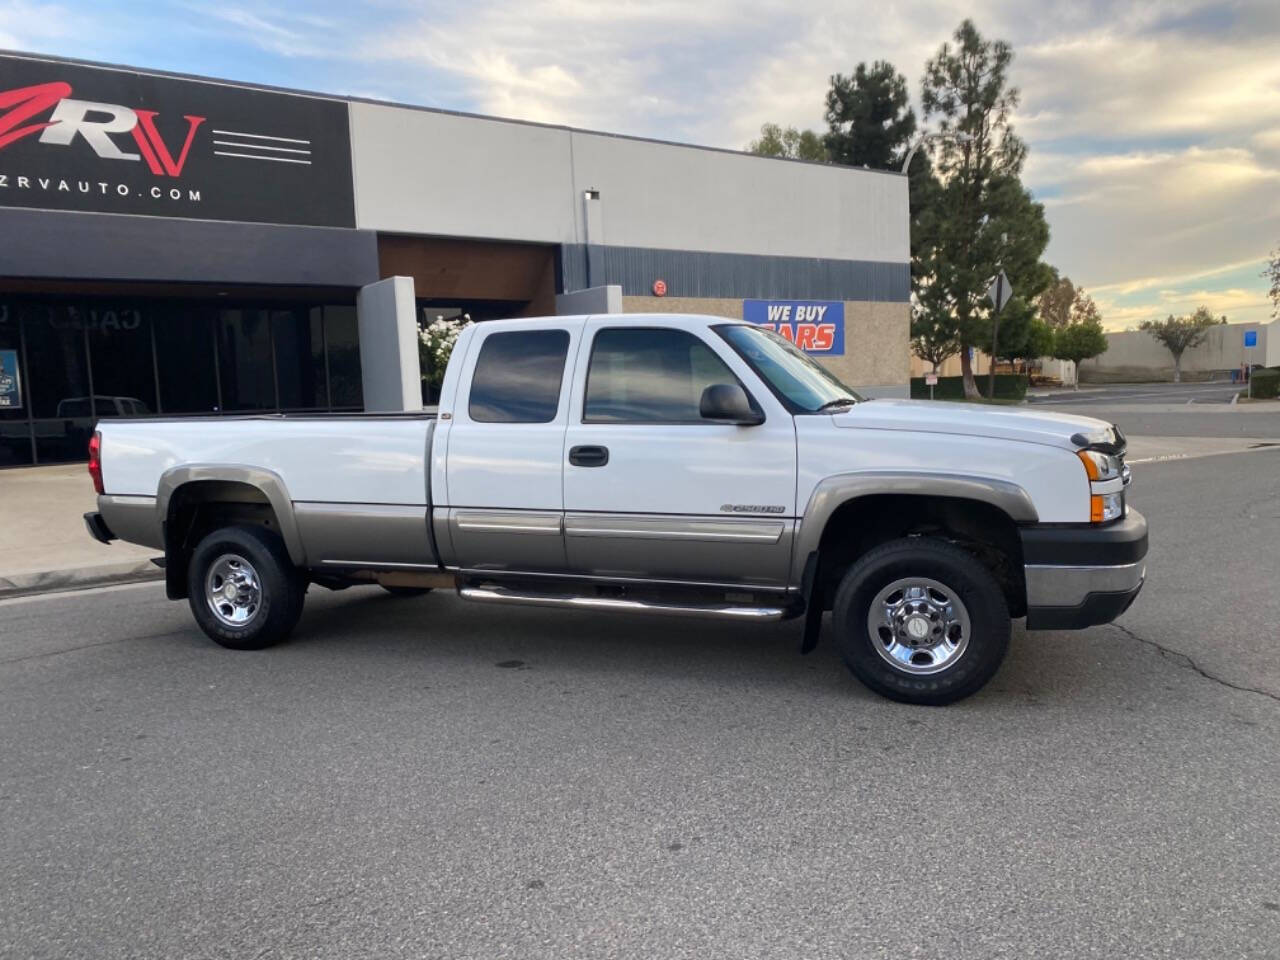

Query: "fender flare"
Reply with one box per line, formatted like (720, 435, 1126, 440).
(792, 470, 1038, 584)
(156, 464, 306, 566)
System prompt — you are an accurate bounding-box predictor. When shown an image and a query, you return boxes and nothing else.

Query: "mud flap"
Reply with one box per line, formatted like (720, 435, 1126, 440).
(799, 551, 822, 655)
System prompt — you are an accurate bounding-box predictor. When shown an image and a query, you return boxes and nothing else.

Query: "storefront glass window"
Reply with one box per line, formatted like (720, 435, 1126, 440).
(85, 302, 157, 416)
(22, 302, 92, 419)
(155, 304, 219, 415)
(0, 294, 362, 466)
(0, 302, 34, 466)
(273, 308, 327, 410)
(325, 306, 363, 409)
(217, 308, 276, 412)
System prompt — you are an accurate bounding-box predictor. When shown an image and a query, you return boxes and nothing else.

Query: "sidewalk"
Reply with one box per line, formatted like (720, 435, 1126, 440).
(0, 464, 161, 598)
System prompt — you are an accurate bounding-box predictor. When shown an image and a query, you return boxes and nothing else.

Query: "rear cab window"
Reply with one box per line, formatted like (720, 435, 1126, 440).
(467, 329, 571, 423)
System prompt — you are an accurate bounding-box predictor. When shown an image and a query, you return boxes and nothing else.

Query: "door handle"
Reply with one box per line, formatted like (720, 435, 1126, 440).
(568, 445, 609, 467)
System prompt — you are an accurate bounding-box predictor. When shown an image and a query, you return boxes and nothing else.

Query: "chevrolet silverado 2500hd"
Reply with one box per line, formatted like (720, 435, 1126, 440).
(85, 313, 1146, 705)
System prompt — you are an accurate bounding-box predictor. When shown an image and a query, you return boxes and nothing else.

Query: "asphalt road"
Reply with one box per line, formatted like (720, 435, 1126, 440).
(3, 452, 1279, 960)
(1029, 381, 1245, 406)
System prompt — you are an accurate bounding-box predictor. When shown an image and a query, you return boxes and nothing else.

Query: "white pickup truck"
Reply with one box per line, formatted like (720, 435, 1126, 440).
(86, 313, 1146, 705)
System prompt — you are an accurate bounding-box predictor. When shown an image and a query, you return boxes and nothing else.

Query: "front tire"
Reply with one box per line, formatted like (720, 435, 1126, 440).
(831, 538, 1010, 705)
(187, 525, 306, 650)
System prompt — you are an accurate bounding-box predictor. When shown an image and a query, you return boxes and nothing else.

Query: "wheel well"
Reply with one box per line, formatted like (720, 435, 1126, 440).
(816, 494, 1026, 617)
(163, 481, 284, 600)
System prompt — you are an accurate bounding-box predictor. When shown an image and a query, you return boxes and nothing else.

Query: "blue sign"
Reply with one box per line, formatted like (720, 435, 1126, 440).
(743, 300, 844, 355)
(1244, 330, 1258, 348)
(0, 349, 21, 410)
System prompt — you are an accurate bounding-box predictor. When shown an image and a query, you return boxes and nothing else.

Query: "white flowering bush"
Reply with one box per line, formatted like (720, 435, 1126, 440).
(419, 313, 472, 392)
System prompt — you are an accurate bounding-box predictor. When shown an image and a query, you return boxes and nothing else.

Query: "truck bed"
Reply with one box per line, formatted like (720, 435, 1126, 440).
(96, 414, 441, 572)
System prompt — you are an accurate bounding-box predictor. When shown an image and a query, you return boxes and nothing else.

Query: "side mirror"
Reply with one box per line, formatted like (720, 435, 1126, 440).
(700, 383, 764, 426)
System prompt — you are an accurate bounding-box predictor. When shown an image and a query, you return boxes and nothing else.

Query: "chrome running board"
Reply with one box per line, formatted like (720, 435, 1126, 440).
(458, 585, 786, 621)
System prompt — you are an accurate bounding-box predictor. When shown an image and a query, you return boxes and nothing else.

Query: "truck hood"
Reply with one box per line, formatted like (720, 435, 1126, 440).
(832, 399, 1120, 451)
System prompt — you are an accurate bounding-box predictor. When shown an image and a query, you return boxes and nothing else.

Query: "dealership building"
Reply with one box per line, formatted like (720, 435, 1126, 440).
(0, 51, 910, 466)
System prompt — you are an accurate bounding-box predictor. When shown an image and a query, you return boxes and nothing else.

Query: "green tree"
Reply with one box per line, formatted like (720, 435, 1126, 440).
(1053, 316, 1108, 389)
(912, 19, 1052, 398)
(910, 308, 961, 372)
(1139, 307, 1224, 382)
(1025, 317, 1056, 364)
(1037, 273, 1076, 329)
(1265, 247, 1279, 320)
(823, 61, 916, 169)
(746, 122, 827, 162)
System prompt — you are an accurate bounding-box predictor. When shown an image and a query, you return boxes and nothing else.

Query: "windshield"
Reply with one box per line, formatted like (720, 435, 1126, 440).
(715, 324, 862, 413)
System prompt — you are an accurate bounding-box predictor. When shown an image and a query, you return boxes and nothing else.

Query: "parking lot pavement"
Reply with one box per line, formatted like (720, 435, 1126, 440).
(1029, 381, 1245, 406)
(2, 451, 1279, 960)
(0, 464, 159, 597)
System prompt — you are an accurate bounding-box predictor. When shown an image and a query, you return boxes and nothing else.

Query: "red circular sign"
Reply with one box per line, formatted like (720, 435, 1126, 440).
(652, 279, 667, 297)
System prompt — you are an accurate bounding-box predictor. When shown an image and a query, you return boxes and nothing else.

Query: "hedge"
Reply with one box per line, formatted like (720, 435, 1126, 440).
(910, 374, 1028, 401)
(1250, 367, 1280, 400)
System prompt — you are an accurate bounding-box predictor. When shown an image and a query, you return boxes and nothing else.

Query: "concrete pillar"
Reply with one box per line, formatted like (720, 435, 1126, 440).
(555, 284, 622, 316)
(356, 275, 423, 412)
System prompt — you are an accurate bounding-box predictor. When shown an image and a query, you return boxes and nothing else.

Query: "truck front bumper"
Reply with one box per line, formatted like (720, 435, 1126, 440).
(1021, 509, 1148, 630)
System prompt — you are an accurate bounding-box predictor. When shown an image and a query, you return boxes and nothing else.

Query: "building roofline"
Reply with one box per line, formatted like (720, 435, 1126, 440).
(0, 47, 906, 180)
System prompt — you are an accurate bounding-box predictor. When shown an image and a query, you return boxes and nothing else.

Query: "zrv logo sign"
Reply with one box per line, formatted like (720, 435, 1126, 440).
(0, 55, 355, 227)
(743, 300, 845, 355)
(1, 81, 204, 178)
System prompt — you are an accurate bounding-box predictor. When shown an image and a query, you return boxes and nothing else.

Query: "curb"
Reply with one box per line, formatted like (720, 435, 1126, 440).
(0, 559, 164, 599)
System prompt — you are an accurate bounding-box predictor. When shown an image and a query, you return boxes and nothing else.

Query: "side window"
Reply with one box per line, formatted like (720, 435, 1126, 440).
(584, 327, 744, 423)
(468, 329, 570, 423)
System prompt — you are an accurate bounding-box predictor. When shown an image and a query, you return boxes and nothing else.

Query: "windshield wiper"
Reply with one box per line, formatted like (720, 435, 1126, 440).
(814, 398, 858, 412)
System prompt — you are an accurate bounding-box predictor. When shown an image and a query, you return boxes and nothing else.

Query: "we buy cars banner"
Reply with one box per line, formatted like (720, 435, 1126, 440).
(743, 300, 844, 355)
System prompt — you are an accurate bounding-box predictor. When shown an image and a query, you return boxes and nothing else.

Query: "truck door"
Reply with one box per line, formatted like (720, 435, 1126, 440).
(561, 319, 798, 588)
(443, 321, 581, 573)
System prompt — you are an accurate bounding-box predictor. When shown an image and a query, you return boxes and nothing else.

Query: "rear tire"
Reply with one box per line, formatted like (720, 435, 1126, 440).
(187, 525, 306, 650)
(831, 537, 1010, 705)
(380, 585, 433, 597)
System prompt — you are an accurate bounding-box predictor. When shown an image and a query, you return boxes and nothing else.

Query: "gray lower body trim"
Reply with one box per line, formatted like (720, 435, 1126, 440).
(295, 502, 435, 568)
(1024, 562, 1146, 609)
(445, 508, 566, 572)
(564, 513, 794, 588)
(96, 494, 162, 550)
(564, 514, 785, 543)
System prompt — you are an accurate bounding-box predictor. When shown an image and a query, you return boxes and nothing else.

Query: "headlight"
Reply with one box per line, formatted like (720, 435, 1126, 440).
(1091, 491, 1125, 523)
(1077, 449, 1122, 480)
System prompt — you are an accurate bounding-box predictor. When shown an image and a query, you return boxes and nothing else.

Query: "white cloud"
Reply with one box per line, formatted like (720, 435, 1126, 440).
(0, 1, 81, 51)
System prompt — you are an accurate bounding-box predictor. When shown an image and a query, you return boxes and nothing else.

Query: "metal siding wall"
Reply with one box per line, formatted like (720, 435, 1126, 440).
(560, 244, 909, 302)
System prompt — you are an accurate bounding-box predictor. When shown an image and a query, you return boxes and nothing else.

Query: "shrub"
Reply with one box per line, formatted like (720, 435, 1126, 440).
(1250, 367, 1280, 400)
(910, 374, 1028, 401)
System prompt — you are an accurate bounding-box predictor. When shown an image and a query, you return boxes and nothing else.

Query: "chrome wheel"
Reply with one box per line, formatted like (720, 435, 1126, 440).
(205, 554, 263, 628)
(867, 576, 971, 675)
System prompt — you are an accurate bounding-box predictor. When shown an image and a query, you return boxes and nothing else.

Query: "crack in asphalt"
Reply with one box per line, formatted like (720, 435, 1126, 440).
(1112, 623, 1280, 704)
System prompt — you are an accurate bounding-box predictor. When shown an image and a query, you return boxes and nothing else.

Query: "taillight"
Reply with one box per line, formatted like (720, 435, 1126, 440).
(88, 431, 104, 495)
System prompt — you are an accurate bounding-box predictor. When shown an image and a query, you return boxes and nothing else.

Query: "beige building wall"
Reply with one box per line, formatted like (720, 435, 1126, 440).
(622, 296, 909, 393)
(1084, 320, 1275, 382)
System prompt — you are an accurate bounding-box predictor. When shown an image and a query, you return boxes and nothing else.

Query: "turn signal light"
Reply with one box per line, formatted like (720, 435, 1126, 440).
(88, 431, 104, 495)
(1091, 492, 1124, 523)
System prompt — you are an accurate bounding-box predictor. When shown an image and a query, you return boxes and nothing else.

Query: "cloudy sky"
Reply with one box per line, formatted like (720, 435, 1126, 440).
(3, 0, 1277, 328)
